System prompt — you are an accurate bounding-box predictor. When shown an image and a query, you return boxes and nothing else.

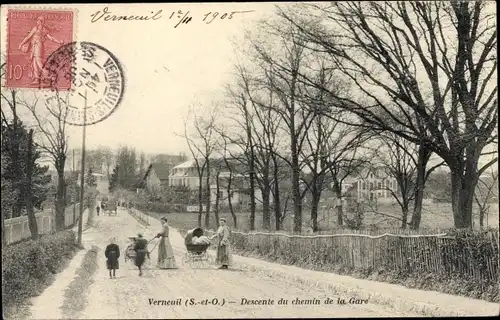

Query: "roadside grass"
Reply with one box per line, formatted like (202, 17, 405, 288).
(150, 202, 499, 234)
(60, 246, 99, 319)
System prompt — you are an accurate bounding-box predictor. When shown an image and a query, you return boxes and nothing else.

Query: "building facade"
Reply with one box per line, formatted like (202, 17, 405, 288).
(168, 160, 203, 189)
(142, 163, 172, 194)
(208, 172, 264, 208)
(337, 167, 399, 204)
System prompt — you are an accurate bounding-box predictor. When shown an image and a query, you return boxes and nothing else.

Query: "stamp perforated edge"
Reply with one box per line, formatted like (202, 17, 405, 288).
(2, 5, 79, 92)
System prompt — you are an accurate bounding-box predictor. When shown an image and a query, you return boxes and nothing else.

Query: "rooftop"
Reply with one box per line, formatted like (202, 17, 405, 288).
(145, 163, 172, 181)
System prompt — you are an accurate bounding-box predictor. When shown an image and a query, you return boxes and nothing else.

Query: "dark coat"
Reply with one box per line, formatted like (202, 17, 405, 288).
(105, 243, 120, 270)
(134, 238, 148, 267)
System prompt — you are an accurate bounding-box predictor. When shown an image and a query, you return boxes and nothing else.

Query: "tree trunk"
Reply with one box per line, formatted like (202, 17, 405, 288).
(214, 171, 220, 229)
(291, 135, 302, 233)
(248, 163, 256, 231)
(204, 161, 211, 229)
(410, 145, 431, 230)
(310, 187, 321, 232)
(197, 176, 203, 227)
(55, 160, 66, 231)
(272, 157, 282, 231)
(450, 157, 479, 229)
(273, 193, 282, 230)
(262, 183, 271, 230)
(401, 204, 409, 229)
(242, 98, 256, 231)
(478, 204, 485, 229)
(334, 186, 343, 227)
(227, 171, 237, 228)
(25, 129, 39, 240)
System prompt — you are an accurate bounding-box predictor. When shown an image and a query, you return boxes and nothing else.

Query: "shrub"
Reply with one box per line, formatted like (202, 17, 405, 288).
(135, 201, 183, 214)
(2, 230, 79, 309)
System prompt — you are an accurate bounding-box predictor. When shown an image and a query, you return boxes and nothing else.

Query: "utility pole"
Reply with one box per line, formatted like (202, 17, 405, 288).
(77, 91, 87, 247)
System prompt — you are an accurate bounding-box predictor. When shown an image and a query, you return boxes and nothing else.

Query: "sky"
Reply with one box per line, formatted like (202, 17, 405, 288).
(1, 3, 279, 155)
(1, 2, 497, 169)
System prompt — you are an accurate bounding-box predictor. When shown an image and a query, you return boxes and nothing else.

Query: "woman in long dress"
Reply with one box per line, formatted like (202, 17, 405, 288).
(210, 218, 233, 269)
(156, 217, 177, 269)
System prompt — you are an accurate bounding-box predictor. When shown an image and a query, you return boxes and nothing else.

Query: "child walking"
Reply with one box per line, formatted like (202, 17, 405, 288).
(105, 237, 120, 279)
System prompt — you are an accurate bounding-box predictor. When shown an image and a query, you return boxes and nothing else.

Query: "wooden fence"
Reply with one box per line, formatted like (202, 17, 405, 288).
(129, 206, 498, 283)
(4, 203, 80, 245)
(203, 228, 499, 283)
(127, 208, 152, 226)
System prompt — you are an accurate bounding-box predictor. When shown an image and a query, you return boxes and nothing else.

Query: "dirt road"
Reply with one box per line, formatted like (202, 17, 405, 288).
(63, 208, 416, 319)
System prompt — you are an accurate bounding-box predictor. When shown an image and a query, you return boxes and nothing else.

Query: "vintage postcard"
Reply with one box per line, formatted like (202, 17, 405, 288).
(1, 2, 498, 320)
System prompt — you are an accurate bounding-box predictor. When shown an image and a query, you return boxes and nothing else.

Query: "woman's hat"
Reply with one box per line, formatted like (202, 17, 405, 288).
(137, 233, 143, 238)
(160, 216, 168, 221)
(220, 218, 227, 223)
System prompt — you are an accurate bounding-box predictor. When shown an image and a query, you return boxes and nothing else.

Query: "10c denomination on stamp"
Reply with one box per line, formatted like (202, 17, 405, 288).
(6, 9, 74, 89)
(43, 41, 125, 126)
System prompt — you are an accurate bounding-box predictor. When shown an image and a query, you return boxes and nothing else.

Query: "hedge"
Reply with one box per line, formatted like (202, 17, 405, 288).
(2, 230, 79, 310)
(135, 201, 183, 214)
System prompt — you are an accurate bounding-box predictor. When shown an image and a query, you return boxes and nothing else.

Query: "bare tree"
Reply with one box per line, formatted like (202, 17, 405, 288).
(474, 167, 499, 229)
(19, 91, 70, 231)
(180, 104, 217, 228)
(212, 157, 224, 229)
(230, 88, 258, 231)
(298, 62, 370, 230)
(225, 60, 281, 231)
(277, 2, 497, 229)
(372, 134, 418, 228)
(247, 17, 318, 233)
(214, 125, 238, 228)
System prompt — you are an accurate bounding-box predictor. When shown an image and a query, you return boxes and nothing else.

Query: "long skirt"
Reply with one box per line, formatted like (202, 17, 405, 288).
(106, 252, 119, 270)
(157, 237, 176, 269)
(135, 249, 147, 268)
(216, 242, 233, 266)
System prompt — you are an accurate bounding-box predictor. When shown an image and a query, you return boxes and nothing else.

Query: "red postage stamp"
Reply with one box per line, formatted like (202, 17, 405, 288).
(5, 9, 74, 89)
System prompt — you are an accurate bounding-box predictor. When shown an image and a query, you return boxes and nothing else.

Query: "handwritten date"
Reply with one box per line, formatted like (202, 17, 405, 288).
(168, 10, 254, 28)
(202, 10, 254, 24)
(89, 7, 254, 28)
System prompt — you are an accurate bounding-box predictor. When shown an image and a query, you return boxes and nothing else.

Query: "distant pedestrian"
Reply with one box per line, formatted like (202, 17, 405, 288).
(134, 233, 149, 276)
(105, 237, 120, 279)
(96, 206, 100, 216)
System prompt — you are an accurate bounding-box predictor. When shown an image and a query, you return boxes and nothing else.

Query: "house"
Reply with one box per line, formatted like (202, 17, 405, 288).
(168, 159, 204, 189)
(337, 166, 399, 204)
(169, 157, 264, 208)
(142, 163, 172, 193)
(209, 171, 264, 209)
